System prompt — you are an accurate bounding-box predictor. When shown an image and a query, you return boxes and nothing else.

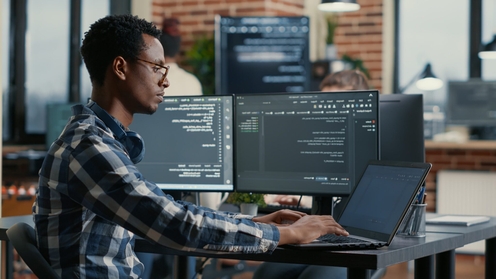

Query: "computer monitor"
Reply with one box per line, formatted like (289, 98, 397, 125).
(446, 80, 496, 139)
(446, 80, 496, 126)
(215, 15, 310, 95)
(45, 103, 78, 150)
(130, 96, 234, 192)
(379, 94, 425, 163)
(234, 90, 380, 196)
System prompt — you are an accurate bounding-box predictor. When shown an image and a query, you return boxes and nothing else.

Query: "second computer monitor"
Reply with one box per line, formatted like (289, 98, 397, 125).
(379, 94, 425, 163)
(234, 90, 380, 196)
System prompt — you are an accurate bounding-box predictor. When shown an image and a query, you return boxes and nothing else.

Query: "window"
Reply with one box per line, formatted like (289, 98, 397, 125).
(2, 0, 10, 140)
(397, 0, 469, 106)
(481, 0, 496, 80)
(2, 0, 113, 145)
(396, 0, 496, 104)
(80, 0, 110, 102)
(25, 0, 70, 134)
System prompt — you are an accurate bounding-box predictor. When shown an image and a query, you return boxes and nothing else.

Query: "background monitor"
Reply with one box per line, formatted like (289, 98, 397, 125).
(215, 15, 310, 95)
(446, 79, 496, 139)
(234, 90, 380, 196)
(130, 96, 234, 192)
(446, 79, 496, 126)
(45, 103, 78, 150)
(379, 94, 425, 163)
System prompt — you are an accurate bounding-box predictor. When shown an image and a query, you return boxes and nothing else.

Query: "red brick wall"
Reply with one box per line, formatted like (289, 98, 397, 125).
(334, 0, 383, 90)
(425, 146, 496, 212)
(151, 0, 305, 49)
(150, 0, 383, 90)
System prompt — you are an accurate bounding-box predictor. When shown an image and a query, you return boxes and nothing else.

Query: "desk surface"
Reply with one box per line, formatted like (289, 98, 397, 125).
(426, 213, 496, 244)
(425, 140, 496, 150)
(7, 214, 496, 279)
(135, 215, 496, 270)
(0, 214, 464, 270)
(135, 232, 464, 270)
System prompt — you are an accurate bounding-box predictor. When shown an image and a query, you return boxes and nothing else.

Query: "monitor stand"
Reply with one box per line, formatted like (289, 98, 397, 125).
(311, 196, 345, 218)
(163, 190, 192, 279)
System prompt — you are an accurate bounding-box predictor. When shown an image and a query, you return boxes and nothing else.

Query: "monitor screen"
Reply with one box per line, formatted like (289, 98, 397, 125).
(130, 96, 234, 192)
(234, 90, 380, 196)
(215, 15, 310, 95)
(379, 94, 425, 163)
(446, 80, 496, 126)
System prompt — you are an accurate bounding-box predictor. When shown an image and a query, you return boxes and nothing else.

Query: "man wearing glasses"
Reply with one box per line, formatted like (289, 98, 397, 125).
(33, 14, 348, 279)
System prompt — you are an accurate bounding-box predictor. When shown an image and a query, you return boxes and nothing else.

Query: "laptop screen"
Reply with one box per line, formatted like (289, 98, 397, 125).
(338, 161, 431, 238)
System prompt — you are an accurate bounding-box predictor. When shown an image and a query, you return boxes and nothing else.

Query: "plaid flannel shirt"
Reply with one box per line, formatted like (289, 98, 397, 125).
(33, 104, 279, 279)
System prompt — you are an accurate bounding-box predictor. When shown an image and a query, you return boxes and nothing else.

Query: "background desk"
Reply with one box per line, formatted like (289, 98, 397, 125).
(426, 213, 496, 279)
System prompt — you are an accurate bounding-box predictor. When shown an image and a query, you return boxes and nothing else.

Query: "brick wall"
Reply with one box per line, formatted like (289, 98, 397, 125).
(151, 0, 305, 49)
(425, 143, 496, 212)
(334, 0, 383, 90)
(150, 0, 383, 90)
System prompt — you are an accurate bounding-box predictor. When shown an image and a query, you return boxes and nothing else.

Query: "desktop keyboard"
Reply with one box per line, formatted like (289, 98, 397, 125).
(258, 204, 312, 214)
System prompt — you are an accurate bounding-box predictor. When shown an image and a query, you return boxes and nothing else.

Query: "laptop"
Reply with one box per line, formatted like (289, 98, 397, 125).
(285, 160, 432, 250)
(426, 215, 490, 227)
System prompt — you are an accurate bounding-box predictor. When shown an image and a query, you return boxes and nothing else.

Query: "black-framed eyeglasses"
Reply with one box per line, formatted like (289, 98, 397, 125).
(136, 58, 170, 84)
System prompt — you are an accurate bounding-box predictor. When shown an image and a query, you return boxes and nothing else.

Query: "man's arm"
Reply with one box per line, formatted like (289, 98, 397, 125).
(64, 133, 280, 253)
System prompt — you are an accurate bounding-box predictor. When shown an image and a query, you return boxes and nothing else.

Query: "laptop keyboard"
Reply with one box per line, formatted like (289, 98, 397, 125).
(258, 204, 312, 214)
(317, 234, 370, 244)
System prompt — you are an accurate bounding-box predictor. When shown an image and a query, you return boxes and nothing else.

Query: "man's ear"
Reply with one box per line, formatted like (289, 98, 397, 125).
(112, 56, 127, 81)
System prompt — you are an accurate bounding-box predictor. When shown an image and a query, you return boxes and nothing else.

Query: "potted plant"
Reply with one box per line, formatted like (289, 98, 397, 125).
(325, 14, 339, 60)
(184, 35, 215, 95)
(227, 192, 266, 215)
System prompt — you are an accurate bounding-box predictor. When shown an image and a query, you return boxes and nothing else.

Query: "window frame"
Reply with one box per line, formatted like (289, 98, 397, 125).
(3, 0, 130, 145)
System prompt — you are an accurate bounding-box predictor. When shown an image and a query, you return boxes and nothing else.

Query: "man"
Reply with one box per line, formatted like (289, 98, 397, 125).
(33, 14, 348, 279)
(135, 17, 204, 279)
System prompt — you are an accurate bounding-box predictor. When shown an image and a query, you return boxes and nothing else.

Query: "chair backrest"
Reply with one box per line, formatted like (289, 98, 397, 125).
(6, 222, 61, 279)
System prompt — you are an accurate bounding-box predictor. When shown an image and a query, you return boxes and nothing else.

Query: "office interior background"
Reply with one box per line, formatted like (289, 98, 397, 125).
(0, 0, 496, 278)
(1, 0, 496, 209)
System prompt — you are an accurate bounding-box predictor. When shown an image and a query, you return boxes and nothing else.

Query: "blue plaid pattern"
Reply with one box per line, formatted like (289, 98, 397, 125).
(33, 104, 279, 279)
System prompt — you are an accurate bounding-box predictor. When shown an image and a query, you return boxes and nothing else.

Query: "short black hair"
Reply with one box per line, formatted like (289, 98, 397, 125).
(80, 14, 161, 86)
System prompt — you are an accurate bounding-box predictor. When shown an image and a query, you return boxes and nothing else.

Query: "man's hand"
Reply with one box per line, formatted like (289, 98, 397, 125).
(277, 215, 349, 245)
(252, 209, 306, 225)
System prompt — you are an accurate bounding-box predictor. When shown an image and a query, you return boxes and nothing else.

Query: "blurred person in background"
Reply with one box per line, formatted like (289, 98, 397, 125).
(160, 17, 202, 96)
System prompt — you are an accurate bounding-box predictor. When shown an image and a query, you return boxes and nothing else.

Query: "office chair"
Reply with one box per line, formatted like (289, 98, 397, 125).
(6, 222, 61, 279)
